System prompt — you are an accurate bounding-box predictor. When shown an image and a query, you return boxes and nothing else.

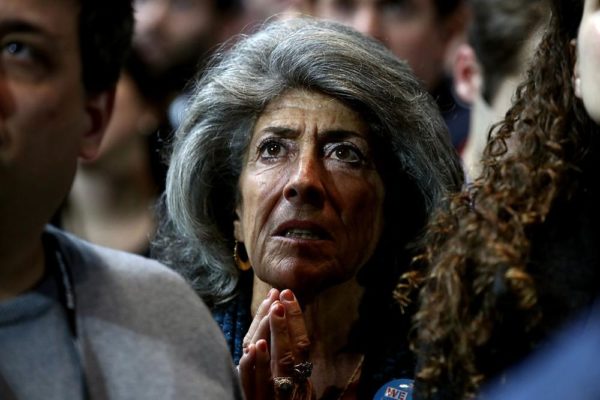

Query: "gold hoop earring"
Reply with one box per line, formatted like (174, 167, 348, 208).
(234, 240, 252, 271)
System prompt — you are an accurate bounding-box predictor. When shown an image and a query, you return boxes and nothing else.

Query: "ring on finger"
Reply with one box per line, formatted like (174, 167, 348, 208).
(292, 361, 313, 382)
(273, 376, 295, 396)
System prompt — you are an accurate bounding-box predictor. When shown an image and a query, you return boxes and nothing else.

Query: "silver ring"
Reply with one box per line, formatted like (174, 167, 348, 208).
(292, 361, 313, 382)
(273, 376, 294, 396)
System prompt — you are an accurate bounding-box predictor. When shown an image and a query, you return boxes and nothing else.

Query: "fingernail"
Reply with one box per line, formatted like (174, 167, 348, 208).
(272, 302, 285, 317)
(243, 346, 249, 354)
(281, 289, 294, 302)
(268, 288, 276, 297)
(257, 340, 268, 352)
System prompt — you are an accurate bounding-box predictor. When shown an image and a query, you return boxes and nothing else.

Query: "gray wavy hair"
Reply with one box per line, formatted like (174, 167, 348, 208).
(153, 17, 463, 306)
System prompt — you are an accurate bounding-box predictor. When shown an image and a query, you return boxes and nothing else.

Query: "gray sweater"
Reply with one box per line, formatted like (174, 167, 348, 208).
(0, 226, 242, 399)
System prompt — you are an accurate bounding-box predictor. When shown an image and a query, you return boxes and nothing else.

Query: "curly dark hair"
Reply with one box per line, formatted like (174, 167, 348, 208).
(406, 0, 600, 398)
(78, 0, 134, 93)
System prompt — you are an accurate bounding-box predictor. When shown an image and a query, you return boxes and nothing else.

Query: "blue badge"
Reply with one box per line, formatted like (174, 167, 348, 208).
(373, 378, 414, 400)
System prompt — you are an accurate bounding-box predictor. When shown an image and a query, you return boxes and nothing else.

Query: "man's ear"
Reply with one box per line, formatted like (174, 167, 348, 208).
(79, 88, 115, 161)
(571, 39, 582, 99)
(453, 44, 481, 105)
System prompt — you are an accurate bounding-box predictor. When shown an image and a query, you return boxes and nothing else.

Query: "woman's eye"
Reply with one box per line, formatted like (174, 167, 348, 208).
(327, 144, 365, 164)
(258, 140, 288, 160)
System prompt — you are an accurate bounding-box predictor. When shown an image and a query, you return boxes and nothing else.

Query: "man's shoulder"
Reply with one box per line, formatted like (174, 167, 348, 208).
(43, 226, 242, 399)
(44, 225, 205, 317)
(46, 225, 181, 285)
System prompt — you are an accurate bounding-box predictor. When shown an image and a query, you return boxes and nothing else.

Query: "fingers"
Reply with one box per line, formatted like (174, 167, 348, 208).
(255, 340, 272, 400)
(249, 314, 271, 348)
(269, 297, 315, 400)
(241, 290, 314, 400)
(269, 301, 296, 377)
(239, 340, 272, 400)
(244, 288, 280, 349)
(239, 344, 256, 396)
(280, 290, 310, 362)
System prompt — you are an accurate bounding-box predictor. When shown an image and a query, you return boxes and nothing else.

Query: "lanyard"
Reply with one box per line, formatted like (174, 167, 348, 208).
(54, 249, 78, 339)
(52, 245, 91, 399)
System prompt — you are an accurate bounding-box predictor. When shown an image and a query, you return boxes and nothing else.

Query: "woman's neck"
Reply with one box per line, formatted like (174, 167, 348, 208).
(303, 280, 364, 355)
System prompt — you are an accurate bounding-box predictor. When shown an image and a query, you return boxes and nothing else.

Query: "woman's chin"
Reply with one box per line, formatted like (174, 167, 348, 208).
(265, 269, 353, 304)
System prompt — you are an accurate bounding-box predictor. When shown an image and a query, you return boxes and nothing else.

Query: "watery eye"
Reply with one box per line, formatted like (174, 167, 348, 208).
(266, 143, 281, 156)
(329, 144, 363, 163)
(336, 147, 355, 160)
(259, 140, 288, 159)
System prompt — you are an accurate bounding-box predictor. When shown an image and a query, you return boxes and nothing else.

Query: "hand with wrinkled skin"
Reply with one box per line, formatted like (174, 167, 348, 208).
(239, 289, 315, 400)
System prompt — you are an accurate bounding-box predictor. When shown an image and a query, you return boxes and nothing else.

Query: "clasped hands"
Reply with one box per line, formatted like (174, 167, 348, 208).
(239, 288, 315, 400)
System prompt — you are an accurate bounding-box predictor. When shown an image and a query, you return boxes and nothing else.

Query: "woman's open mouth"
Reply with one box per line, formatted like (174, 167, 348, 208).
(283, 228, 326, 240)
(275, 220, 332, 241)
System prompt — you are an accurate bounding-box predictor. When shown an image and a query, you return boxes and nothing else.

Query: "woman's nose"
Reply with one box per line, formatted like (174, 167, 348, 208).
(283, 153, 326, 207)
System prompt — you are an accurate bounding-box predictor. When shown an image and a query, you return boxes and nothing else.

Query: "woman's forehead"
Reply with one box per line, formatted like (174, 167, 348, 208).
(253, 89, 370, 139)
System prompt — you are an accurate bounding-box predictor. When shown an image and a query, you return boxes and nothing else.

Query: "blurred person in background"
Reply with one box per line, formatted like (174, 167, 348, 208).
(55, 0, 246, 252)
(315, 0, 471, 152)
(453, 0, 549, 178)
(55, 71, 162, 255)
(132, 0, 244, 129)
(241, 0, 313, 23)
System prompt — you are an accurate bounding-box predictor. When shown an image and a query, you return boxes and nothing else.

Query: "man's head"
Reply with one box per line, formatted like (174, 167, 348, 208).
(314, 0, 467, 89)
(455, 0, 548, 106)
(79, 0, 135, 94)
(132, 0, 240, 89)
(454, 0, 548, 176)
(0, 0, 133, 240)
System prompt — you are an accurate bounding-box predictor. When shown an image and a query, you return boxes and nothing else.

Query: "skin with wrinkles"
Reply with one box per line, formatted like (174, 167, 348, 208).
(234, 89, 384, 302)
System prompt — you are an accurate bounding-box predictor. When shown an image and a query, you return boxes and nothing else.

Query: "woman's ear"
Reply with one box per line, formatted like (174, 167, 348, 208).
(233, 206, 243, 242)
(571, 39, 582, 99)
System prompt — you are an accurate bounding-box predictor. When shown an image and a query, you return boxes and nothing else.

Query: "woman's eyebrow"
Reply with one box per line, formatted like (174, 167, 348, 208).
(319, 129, 367, 140)
(258, 127, 369, 142)
(259, 126, 298, 138)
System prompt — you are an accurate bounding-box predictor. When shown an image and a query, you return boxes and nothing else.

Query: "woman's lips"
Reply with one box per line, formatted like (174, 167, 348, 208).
(283, 228, 324, 240)
(274, 220, 332, 241)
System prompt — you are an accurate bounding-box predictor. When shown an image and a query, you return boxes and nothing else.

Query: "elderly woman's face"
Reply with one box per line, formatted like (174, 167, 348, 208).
(575, 0, 600, 124)
(234, 89, 385, 297)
